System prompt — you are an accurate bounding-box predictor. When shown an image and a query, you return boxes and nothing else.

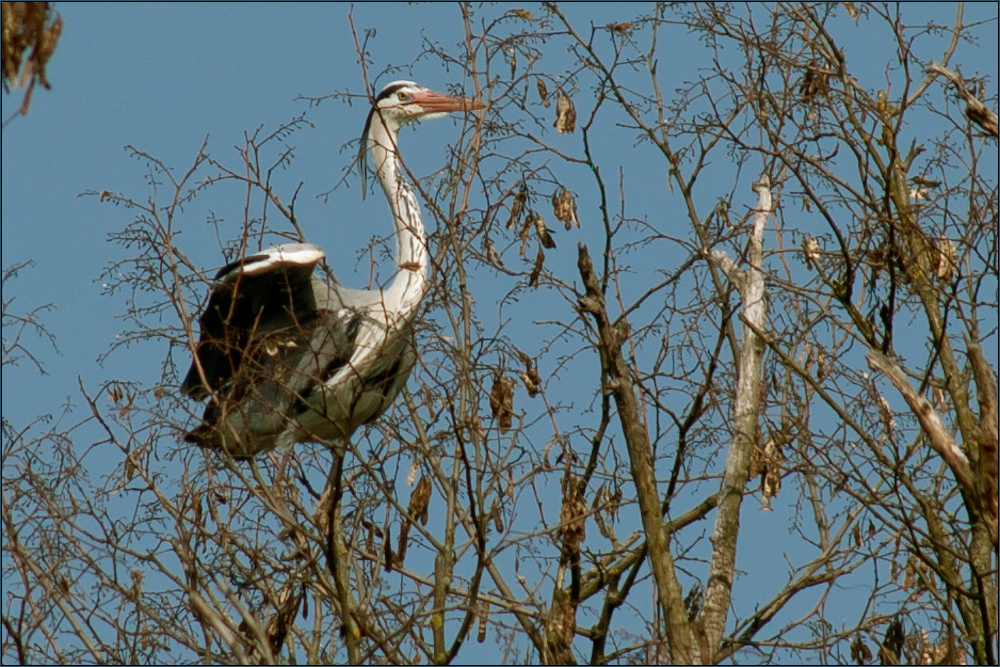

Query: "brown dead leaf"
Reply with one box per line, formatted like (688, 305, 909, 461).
(410, 475, 432, 526)
(528, 246, 545, 289)
(478, 601, 489, 643)
(490, 497, 504, 532)
(516, 349, 542, 396)
(508, 185, 528, 230)
(530, 211, 556, 249)
(760, 438, 782, 511)
(552, 187, 579, 230)
(536, 78, 550, 107)
(936, 237, 957, 280)
(803, 236, 820, 270)
(489, 374, 515, 433)
(554, 90, 576, 134)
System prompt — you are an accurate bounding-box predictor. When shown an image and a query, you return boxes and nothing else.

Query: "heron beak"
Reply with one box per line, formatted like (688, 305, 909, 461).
(413, 90, 487, 114)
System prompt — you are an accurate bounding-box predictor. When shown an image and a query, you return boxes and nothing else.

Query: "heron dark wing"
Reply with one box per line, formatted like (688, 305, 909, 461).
(184, 307, 364, 458)
(181, 245, 323, 399)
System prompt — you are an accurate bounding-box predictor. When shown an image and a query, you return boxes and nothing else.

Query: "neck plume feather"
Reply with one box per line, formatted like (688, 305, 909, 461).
(366, 114, 429, 325)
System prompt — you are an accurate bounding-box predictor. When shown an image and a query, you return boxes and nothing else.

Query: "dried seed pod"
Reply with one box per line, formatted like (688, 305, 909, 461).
(484, 237, 504, 268)
(559, 476, 587, 553)
(798, 61, 830, 103)
(384, 525, 394, 572)
(760, 438, 782, 511)
(489, 497, 504, 532)
(850, 634, 873, 664)
(608, 486, 622, 522)
(508, 185, 528, 230)
(528, 246, 545, 289)
(489, 374, 515, 433)
(936, 237, 957, 280)
(478, 601, 489, 643)
(536, 78, 550, 107)
(552, 187, 579, 230)
(592, 485, 613, 541)
(554, 90, 576, 134)
(516, 349, 542, 395)
(410, 475, 432, 526)
(802, 236, 820, 270)
(529, 211, 556, 249)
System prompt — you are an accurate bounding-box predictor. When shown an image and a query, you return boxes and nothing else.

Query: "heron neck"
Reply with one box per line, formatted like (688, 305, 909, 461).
(367, 118, 429, 323)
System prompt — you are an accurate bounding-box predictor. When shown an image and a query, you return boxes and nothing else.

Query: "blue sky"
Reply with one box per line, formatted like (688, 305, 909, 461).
(3, 3, 997, 663)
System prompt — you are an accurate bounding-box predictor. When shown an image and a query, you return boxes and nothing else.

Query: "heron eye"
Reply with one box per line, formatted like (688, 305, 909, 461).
(397, 92, 408, 102)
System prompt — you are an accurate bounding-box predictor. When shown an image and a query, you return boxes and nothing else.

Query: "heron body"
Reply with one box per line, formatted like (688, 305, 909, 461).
(181, 82, 484, 459)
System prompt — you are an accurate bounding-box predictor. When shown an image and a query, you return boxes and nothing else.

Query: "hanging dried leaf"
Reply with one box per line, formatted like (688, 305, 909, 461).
(265, 585, 303, 656)
(507, 185, 528, 230)
(760, 438, 782, 511)
(592, 485, 613, 541)
(477, 601, 489, 643)
(490, 497, 504, 532)
(489, 374, 515, 433)
(1, 2, 62, 116)
(559, 476, 587, 555)
(554, 90, 576, 134)
(798, 62, 830, 102)
(520, 367, 542, 396)
(422, 384, 437, 421)
(850, 633, 873, 664)
(528, 246, 545, 289)
(879, 617, 905, 665)
(529, 211, 556, 249)
(536, 78, 550, 107)
(410, 475, 432, 526)
(551, 187, 579, 230)
(118, 390, 135, 419)
(484, 237, 504, 268)
(516, 350, 542, 396)
(518, 216, 533, 256)
(396, 521, 410, 565)
(936, 237, 957, 280)
(383, 524, 394, 572)
(803, 236, 820, 270)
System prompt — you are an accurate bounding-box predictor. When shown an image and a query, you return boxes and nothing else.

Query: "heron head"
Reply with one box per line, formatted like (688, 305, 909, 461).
(371, 80, 486, 127)
(359, 80, 486, 196)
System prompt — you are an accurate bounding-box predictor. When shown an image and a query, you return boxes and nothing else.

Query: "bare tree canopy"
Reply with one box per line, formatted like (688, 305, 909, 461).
(3, 3, 997, 665)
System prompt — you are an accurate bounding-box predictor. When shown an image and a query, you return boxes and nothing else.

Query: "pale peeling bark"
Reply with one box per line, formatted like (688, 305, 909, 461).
(867, 349, 997, 546)
(701, 175, 773, 657)
(927, 62, 999, 138)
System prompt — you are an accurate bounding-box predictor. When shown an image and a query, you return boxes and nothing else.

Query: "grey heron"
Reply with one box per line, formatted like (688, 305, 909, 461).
(181, 81, 485, 459)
